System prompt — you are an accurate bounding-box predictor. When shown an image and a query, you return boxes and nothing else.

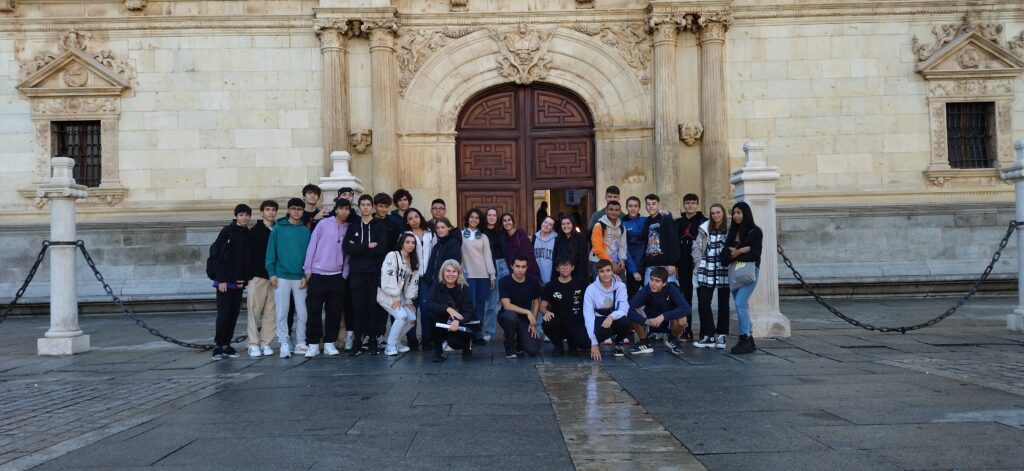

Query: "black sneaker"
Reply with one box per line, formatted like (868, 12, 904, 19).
(368, 346, 381, 356)
(730, 335, 756, 355)
(473, 338, 487, 346)
(223, 345, 239, 358)
(613, 345, 625, 357)
(630, 342, 654, 354)
(667, 340, 684, 355)
(211, 347, 224, 361)
(682, 329, 694, 342)
(407, 338, 420, 351)
(505, 348, 518, 359)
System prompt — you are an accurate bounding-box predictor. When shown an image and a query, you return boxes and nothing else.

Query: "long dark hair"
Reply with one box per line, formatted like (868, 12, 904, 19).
(396, 233, 419, 271)
(484, 207, 501, 231)
(558, 214, 576, 238)
(727, 202, 757, 242)
(500, 212, 517, 234)
(404, 207, 427, 231)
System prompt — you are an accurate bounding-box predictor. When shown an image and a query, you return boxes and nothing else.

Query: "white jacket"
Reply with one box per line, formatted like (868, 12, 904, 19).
(377, 250, 420, 308)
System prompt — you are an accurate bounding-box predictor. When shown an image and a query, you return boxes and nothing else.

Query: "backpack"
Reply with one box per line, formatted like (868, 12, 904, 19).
(205, 233, 230, 281)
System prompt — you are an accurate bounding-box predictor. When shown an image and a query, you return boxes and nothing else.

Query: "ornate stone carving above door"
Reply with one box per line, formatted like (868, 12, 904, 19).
(490, 23, 556, 85)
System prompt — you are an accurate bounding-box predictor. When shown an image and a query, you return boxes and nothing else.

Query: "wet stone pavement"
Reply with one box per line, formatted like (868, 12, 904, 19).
(0, 296, 1023, 470)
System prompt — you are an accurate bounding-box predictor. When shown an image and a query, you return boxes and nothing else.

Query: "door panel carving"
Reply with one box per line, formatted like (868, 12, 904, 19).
(458, 91, 517, 130)
(533, 138, 593, 181)
(457, 141, 518, 181)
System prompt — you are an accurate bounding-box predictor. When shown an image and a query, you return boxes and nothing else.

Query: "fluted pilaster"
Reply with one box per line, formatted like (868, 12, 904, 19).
(648, 14, 682, 199)
(697, 12, 733, 207)
(364, 18, 400, 193)
(314, 19, 351, 171)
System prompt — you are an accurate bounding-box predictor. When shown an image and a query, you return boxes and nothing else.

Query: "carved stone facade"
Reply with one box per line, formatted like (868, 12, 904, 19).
(0, 0, 1021, 298)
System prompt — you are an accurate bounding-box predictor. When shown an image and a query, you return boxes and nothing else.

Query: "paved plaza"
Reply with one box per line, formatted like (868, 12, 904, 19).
(1, 296, 1023, 470)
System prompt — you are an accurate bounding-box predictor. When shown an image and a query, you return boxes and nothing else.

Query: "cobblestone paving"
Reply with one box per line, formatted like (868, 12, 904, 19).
(0, 374, 254, 470)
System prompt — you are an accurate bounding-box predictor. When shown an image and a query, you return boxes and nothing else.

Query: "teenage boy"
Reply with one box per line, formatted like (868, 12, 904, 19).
(267, 198, 312, 358)
(246, 200, 278, 358)
(498, 255, 543, 358)
(426, 198, 446, 231)
(627, 266, 690, 355)
(583, 259, 633, 361)
(539, 255, 590, 356)
(588, 185, 621, 229)
(641, 194, 679, 285)
(374, 192, 402, 252)
(303, 198, 351, 357)
(344, 194, 389, 355)
(336, 186, 356, 350)
(391, 188, 412, 225)
(210, 204, 254, 360)
(675, 193, 706, 341)
(590, 200, 628, 277)
(301, 183, 328, 230)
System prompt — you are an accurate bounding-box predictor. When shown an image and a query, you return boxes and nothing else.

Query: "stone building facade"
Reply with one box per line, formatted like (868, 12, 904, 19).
(0, 0, 1019, 305)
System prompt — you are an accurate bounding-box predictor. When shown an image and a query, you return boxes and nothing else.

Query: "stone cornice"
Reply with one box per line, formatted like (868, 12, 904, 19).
(732, 2, 1024, 21)
(0, 15, 312, 33)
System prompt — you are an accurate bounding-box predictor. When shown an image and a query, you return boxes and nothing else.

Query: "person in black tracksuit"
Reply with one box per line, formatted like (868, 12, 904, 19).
(343, 195, 389, 355)
(539, 255, 590, 356)
(210, 204, 254, 360)
(675, 194, 706, 341)
(420, 217, 461, 349)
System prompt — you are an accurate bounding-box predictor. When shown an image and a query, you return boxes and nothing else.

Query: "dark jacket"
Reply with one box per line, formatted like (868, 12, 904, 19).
(344, 217, 388, 274)
(552, 232, 589, 281)
(676, 211, 707, 268)
(502, 228, 541, 281)
(249, 219, 272, 279)
(424, 232, 462, 285)
(211, 221, 253, 284)
(724, 226, 764, 268)
(427, 282, 475, 323)
(484, 226, 505, 261)
(379, 213, 403, 252)
(641, 213, 679, 269)
(627, 282, 689, 324)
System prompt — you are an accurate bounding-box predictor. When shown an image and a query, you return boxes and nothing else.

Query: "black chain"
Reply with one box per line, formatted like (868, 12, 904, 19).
(75, 241, 247, 350)
(0, 241, 52, 324)
(778, 220, 1022, 334)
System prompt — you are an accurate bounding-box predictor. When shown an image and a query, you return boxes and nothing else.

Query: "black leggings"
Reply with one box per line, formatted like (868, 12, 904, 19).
(697, 285, 730, 338)
(214, 288, 243, 346)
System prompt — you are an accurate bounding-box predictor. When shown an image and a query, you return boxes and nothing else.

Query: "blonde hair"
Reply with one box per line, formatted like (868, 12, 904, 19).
(437, 259, 467, 287)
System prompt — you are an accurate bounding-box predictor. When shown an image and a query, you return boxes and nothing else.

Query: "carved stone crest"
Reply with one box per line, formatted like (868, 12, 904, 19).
(396, 27, 479, 96)
(19, 29, 136, 84)
(490, 23, 556, 85)
(956, 46, 980, 69)
(678, 122, 704, 146)
(350, 130, 373, 153)
(571, 23, 651, 87)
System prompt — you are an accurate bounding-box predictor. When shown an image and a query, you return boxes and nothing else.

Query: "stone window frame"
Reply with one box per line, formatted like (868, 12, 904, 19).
(15, 30, 132, 207)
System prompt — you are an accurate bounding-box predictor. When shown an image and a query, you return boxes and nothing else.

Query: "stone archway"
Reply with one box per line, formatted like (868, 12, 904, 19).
(455, 83, 595, 232)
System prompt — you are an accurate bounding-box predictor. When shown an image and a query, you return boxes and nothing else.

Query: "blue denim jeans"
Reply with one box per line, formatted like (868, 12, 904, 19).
(466, 278, 490, 339)
(484, 259, 509, 338)
(731, 268, 759, 336)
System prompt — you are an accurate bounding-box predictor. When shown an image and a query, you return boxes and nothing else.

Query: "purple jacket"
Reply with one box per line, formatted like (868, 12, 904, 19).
(303, 218, 350, 278)
(502, 228, 541, 281)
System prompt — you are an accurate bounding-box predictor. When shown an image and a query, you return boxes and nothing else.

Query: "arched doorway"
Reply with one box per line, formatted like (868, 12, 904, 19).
(456, 83, 595, 233)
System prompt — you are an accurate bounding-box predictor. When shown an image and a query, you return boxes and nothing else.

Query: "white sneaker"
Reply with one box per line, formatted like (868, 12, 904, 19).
(261, 345, 274, 356)
(443, 341, 454, 352)
(483, 335, 492, 342)
(397, 344, 410, 353)
(384, 344, 399, 356)
(715, 334, 727, 349)
(324, 343, 340, 356)
(295, 344, 309, 355)
(247, 345, 262, 358)
(305, 344, 319, 358)
(344, 332, 354, 351)
(280, 342, 291, 358)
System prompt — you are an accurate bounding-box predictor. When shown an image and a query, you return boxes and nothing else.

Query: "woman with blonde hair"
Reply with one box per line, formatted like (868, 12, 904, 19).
(426, 259, 480, 362)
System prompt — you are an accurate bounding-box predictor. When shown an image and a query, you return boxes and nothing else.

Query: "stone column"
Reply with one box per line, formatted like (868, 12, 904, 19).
(730, 141, 791, 338)
(698, 12, 733, 207)
(315, 19, 352, 171)
(37, 157, 90, 355)
(364, 18, 400, 193)
(648, 14, 681, 199)
(1001, 140, 1024, 332)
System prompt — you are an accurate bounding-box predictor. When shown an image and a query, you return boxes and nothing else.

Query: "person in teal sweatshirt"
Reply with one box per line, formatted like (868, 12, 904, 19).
(266, 197, 312, 358)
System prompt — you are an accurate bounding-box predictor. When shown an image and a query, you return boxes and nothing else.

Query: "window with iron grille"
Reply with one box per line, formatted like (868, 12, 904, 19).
(945, 102, 995, 169)
(51, 121, 102, 187)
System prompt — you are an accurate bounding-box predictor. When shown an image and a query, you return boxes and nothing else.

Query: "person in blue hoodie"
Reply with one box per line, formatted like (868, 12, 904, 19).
(344, 194, 389, 355)
(266, 198, 312, 359)
(621, 196, 648, 298)
(627, 266, 690, 355)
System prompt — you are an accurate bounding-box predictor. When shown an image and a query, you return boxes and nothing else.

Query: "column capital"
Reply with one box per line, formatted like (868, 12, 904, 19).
(362, 18, 400, 50)
(646, 13, 695, 46)
(697, 11, 734, 44)
(314, 19, 352, 50)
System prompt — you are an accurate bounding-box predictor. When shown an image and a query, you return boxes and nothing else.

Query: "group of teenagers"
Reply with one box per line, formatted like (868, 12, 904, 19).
(207, 183, 764, 362)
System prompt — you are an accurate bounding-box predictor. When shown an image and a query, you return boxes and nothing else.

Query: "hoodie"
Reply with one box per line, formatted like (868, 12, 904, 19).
(265, 217, 311, 281)
(583, 279, 629, 346)
(344, 216, 388, 274)
(249, 219, 273, 279)
(641, 213, 679, 269)
(303, 217, 350, 278)
(621, 213, 648, 276)
(676, 211, 707, 267)
(211, 221, 253, 284)
(533, 230, 556, 285)
(590, 214, 627, 266)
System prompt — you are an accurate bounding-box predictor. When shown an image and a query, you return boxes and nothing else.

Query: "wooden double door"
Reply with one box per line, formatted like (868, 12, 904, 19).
(456, 83, 595, 233)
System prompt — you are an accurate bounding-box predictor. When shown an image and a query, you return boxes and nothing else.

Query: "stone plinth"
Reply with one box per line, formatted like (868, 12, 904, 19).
(36, 157, 90, 355)
(319, 150, 364, 205)
(1000, 140, 1024, 332)
(731, 141, 791, 338)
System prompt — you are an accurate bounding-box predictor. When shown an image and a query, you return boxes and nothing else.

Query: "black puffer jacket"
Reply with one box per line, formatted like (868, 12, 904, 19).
(249, 220, 272, 279)
(427, 282, 475, 323)
(211, 222, 253, 283)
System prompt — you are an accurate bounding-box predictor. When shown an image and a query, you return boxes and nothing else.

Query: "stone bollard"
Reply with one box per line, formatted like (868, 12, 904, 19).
(318, 150, 364, 210)
(730, 141, 791, 338)
(36, 157, 90, 355)
(1000, 140, 1024, 332)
